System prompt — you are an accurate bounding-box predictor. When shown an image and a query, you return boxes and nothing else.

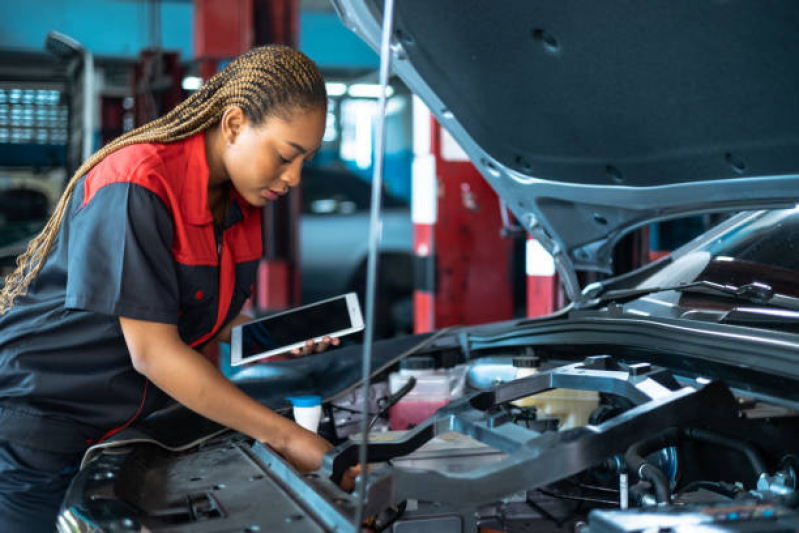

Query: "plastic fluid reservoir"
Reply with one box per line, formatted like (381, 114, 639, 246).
(287, 395, 322, 433)
(511, 355, 599, 430)
(388, 356, 450, 430)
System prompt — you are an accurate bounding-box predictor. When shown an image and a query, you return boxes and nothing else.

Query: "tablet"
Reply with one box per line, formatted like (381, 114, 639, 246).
(231, 292, 364, 366)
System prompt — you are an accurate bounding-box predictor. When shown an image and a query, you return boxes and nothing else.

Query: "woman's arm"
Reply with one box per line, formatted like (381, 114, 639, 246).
(119, 316, 331, 472)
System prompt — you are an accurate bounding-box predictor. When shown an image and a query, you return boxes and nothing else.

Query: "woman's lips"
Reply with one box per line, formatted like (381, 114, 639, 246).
(261, 189, 279, 201)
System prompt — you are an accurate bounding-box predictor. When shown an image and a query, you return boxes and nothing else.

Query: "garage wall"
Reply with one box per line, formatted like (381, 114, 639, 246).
(0, 2, 377, 69)
(0, 0, 193, 58)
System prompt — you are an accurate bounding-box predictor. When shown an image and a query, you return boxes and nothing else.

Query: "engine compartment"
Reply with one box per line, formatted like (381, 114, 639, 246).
(60, 343, 799, 533)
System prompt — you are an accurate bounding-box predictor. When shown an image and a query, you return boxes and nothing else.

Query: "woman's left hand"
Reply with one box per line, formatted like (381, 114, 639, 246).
(289, 336, 340, 357)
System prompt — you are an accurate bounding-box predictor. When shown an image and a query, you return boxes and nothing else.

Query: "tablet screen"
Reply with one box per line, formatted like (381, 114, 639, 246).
(240, 296, 353, 359)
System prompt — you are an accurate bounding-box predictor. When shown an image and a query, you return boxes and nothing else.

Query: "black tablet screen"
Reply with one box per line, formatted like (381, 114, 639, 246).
(241, 297, 352, 358)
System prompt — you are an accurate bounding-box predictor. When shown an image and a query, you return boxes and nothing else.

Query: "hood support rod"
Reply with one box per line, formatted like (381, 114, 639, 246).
(355, 0, 397, 528)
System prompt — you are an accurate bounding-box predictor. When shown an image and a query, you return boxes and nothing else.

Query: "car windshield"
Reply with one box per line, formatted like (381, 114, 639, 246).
(635, 207, 799, 302)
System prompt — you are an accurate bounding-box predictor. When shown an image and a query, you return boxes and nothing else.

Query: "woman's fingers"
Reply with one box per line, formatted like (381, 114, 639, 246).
(289, 339, 314, 357)
(289, 337, 341, 357)
(339, 464, 363, 492)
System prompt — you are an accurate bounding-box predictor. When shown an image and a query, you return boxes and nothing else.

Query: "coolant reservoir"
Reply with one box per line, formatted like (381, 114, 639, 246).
(388, 356, 450, 430)
(511, 355, 599, 430)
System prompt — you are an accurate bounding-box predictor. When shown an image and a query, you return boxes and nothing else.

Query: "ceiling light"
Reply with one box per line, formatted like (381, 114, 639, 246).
(325, 82, 347, 97)
(348, 84, 394, 98)
(181, 76, 202, 91)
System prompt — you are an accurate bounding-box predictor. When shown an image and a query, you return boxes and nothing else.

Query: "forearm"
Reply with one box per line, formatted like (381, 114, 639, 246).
(119, 317, 331, 471)
(143, 337, 289, 444)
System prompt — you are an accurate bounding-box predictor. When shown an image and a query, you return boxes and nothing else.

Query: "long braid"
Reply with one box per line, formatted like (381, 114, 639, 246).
(0, 44, 326, 314)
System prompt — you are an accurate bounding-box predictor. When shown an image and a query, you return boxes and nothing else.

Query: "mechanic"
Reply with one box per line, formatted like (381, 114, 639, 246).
(0, 45, 344, 532)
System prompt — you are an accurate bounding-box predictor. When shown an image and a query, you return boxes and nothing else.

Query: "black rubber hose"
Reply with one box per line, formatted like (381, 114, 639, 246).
(682, 428, 767, 478)
(369, 376, 416, 430)
(624, 427, 681, 504)
(624, 427, 681, 471)
(624, 426, 768, 505)
(640, 463, 672, 504)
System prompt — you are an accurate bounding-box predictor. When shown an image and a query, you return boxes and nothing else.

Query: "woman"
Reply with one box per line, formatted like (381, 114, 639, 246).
(0, 45, 340, 531)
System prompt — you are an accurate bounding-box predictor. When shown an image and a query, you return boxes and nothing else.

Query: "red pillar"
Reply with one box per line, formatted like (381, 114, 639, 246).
(253, 0, 301, 311)
(194, 0, 254, 80)
(195, 0, 301, 313)
(412, 97, 515, 330)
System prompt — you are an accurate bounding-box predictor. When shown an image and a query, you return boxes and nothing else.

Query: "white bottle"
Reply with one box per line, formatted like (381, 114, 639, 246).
(287, 395, 322, 433)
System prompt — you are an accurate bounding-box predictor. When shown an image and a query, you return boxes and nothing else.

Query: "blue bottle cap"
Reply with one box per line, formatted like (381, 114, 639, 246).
(287, 395, 322, 407)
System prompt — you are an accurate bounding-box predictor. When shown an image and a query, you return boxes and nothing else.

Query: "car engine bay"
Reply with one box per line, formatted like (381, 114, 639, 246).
(60, 331, 799, 533)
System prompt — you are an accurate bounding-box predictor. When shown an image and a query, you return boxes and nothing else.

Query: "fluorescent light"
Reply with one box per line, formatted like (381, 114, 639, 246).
(325, 82, 347, 97)
(348, 83, 394, 98)
(181, 76, 202, 91)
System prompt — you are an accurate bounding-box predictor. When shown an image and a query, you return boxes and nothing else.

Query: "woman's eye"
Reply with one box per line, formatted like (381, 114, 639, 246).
(277, 153, 290, 164)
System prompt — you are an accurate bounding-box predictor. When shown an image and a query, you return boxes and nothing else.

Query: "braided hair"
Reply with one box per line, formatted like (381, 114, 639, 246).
(0, 44, 326, 314)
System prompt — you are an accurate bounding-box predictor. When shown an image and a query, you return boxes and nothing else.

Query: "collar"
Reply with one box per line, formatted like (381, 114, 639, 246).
(182, 132, 260, 228)
(222, 192, 244, 229)
(182, 132, 215, 226)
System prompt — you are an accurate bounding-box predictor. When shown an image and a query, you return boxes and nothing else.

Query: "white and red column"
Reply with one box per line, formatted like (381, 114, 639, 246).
(411, 96, 437, 333)
(526, 236, 557, 317)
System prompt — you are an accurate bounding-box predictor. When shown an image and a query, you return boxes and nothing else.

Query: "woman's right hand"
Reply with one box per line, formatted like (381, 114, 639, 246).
(273, 425, 334, 473)
(273, 426, 365, 492)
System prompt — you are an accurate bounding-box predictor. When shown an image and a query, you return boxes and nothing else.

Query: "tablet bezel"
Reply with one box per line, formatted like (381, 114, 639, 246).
(230, 292, 364, 366)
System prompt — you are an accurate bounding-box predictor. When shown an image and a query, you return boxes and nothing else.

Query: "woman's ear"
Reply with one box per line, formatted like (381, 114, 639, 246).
(221, 106, 247, 146)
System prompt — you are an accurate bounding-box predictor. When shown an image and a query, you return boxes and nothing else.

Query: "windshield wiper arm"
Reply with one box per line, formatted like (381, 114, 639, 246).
(589, 280, 799, 312)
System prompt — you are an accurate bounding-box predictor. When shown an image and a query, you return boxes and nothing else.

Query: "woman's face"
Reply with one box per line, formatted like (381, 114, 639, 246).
(223, 106, 326, 207)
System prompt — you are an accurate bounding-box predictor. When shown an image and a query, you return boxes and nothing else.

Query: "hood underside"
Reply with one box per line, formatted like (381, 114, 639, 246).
(332, 0, 799, 297)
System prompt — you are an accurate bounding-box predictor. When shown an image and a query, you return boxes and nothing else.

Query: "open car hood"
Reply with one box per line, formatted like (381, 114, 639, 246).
(332, 0, 799, 299)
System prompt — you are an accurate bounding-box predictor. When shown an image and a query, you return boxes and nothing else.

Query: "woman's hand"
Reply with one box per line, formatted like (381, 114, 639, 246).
(274, 424, 334, 472)
(339, 464, 363, 492)
(274, 425, 365, 492)
(289, 335, 341, 357)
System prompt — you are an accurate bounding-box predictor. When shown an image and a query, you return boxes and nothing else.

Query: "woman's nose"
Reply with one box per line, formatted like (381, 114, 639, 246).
(282, 159, 303, 188)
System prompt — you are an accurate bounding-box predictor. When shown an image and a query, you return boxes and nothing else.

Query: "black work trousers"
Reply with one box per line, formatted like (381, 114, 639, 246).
(0, 440, 82, 532)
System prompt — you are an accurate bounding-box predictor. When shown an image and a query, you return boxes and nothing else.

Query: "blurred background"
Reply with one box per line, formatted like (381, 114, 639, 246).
(0, 0, 419, 340)
(0, 0, 710, 347)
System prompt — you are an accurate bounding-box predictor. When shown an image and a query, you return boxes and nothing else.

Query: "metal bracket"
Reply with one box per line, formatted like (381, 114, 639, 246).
(201, 359, 739, 531)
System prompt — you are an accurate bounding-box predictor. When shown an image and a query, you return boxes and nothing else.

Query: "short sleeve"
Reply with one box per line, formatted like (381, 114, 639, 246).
(65, 182, 180, 323)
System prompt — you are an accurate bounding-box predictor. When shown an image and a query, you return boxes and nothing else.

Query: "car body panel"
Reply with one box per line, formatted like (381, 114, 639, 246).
(331, 0, 799, 297)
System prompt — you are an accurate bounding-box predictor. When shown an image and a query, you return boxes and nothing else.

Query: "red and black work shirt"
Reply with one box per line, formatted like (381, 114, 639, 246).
(0, 132, 262, 452)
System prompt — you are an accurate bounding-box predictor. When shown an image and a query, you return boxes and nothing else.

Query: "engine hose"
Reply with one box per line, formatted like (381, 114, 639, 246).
(624, 427, 680, 504)
(624, 426, 768, 505)
(639, 463, 672, 504)
(624, 427, 681, 471)
(682, 427, 767, 478)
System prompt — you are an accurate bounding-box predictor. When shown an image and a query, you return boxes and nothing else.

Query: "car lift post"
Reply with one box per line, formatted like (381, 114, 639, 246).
(411, 103, 519, 332)
(194, 0, 301, 315)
